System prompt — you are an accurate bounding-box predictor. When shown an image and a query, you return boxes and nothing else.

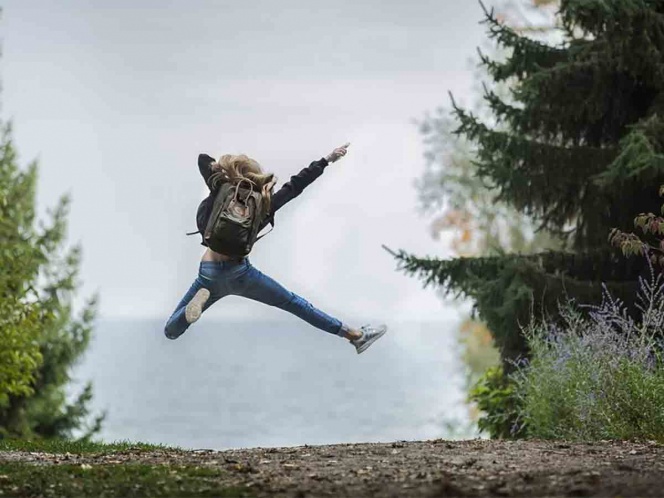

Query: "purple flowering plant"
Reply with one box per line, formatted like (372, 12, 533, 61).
(510, 257, 664, 441)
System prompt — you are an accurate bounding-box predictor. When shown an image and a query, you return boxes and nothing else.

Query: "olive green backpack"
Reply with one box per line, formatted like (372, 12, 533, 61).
(202, 179, 272, 257)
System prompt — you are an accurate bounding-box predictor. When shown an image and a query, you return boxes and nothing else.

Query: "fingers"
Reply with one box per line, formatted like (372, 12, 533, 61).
(326, 142, 350, 163)
(336, 143, 349, 155)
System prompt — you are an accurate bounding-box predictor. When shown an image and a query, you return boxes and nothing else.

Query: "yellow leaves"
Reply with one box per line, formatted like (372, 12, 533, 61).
(460, 319, 494, 347)
(458, 318, 500, 383)
(431, 209, 480, 257)
(439, 210, 472, 229)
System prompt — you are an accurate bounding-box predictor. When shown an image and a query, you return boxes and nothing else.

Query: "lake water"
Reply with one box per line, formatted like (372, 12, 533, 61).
(70, 318, 470, 450)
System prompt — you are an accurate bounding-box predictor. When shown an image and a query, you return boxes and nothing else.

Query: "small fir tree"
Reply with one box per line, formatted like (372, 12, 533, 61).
(0, 124, 45, 407)
(0, 121, 102, 438)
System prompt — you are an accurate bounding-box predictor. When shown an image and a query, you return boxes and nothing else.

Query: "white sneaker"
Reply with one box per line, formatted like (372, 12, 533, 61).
(185, 288, 210, 324)
(351, 324, 387, 354)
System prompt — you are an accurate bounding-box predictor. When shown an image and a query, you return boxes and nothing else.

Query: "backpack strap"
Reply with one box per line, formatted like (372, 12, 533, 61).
(254, 178, 277, 242)
(255, 218, 274, 242)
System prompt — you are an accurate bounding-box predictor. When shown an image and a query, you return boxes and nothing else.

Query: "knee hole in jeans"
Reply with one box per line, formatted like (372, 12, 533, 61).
(164, 327, 179, 340)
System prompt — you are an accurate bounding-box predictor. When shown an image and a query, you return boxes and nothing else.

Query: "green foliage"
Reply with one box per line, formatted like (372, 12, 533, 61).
(470, 2, 664, 248)
(469, 365, 524, 439)
(414, 3, 562, 436)
(416, 11, 564, 259)
(395, 0, 664, 371)
(0, 288, 43, 406)
(416, 100, 563, 257)
(0, 124, 46, 407)
(387, 246, 646, 365)
(0, 121, 101, 439)
(513, 294, 664, 442)
(0, 440, 249, 497)
(0, 439, 177, 454)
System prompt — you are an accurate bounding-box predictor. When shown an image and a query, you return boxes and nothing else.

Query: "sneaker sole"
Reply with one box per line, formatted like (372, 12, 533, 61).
(356, 325, 388, 354)
(185, 288, 210, 324)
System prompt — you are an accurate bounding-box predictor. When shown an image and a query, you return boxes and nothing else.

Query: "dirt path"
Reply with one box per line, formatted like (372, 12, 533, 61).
(1, 439, 662, 497)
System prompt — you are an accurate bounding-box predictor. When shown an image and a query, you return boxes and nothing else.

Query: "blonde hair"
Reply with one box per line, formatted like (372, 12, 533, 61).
(209, 154, 274, 213)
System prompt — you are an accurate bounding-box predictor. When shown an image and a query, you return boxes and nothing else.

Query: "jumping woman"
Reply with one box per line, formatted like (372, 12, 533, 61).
(164, 143, 387, 354)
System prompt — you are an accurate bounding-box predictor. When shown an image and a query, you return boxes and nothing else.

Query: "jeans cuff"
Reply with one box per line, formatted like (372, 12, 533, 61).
(337, 323, 352, 338)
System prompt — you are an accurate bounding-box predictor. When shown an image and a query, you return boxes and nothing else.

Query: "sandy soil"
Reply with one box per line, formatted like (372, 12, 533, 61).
(1, 439, 663, 497)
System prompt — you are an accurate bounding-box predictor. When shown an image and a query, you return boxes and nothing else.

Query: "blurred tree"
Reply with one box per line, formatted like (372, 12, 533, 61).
(0, 121, 102, 439)
(401, 0, 664, 369)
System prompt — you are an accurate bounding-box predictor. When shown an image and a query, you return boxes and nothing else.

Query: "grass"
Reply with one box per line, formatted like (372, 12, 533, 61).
(0, 463, 252, 497)
(0, 439, 254, 497)
(0, 439, 177, 454)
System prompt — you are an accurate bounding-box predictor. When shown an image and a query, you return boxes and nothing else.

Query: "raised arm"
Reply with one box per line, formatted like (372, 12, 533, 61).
(270, 143, 350, 215)
(269, 157, 328, 213)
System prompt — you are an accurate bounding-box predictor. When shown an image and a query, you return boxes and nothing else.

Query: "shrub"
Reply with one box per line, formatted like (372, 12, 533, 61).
(512, 267, 664, 442)
(469, 365, 524, 439)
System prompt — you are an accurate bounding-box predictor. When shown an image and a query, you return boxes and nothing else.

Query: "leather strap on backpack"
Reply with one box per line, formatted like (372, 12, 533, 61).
(255, 219, 274, 242)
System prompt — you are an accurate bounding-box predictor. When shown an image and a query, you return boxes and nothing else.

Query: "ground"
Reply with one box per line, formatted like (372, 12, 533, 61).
(0, 439, 662, 497)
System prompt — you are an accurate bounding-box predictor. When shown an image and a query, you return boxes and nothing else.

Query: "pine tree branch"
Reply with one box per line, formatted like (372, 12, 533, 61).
(561, 0, 664, 38)
(451, 105, 617, 226)
(596, 115, 664, 188)
(390, 247, 646, 361)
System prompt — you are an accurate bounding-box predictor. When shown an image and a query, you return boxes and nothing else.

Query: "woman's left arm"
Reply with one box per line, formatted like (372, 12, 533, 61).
(269, 143, 350, 215)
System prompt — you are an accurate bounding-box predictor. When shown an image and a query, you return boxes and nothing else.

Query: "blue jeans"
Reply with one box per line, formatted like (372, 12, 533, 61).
(164, 258, 348, 340)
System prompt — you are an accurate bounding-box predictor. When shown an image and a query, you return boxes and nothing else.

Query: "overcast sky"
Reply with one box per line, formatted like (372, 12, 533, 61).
(1, 0, 488, 326)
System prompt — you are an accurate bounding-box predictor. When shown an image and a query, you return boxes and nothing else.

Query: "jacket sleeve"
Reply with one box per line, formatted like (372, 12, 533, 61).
(269, 157, 330, 216)
(198, 153, 216, 189)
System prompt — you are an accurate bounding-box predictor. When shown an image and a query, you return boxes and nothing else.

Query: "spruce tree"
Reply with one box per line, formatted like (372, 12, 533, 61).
(392, 0, 664, 365)
(0, 121, 102, 438)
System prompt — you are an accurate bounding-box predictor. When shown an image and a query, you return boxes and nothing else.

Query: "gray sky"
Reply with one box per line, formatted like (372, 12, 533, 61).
(2, 0, 488, 325)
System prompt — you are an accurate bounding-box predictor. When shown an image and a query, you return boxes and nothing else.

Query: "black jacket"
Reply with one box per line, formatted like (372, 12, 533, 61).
(194, 153, 330, 246)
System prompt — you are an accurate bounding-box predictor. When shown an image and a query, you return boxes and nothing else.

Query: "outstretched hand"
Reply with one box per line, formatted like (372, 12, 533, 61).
(325, 142, 350, 163)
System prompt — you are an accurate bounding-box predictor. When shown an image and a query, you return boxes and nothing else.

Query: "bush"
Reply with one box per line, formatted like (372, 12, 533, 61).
(469, 365, 524, 439)
(512, 267, 664, 442)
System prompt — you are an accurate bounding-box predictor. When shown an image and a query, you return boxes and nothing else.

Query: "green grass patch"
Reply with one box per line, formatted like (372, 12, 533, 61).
(0, 462, 252, 497)
(0, 439, 178, 455)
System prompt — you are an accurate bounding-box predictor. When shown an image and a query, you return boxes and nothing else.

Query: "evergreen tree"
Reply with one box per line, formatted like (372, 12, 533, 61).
(416, 1, 561, 394)
(0, 125, 44, 407)
(393, 0, 664, 365)
(0, 121, 102, 438)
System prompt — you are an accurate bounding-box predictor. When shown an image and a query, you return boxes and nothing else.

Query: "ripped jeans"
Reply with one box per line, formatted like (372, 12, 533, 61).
(164, 258, 349, 340)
